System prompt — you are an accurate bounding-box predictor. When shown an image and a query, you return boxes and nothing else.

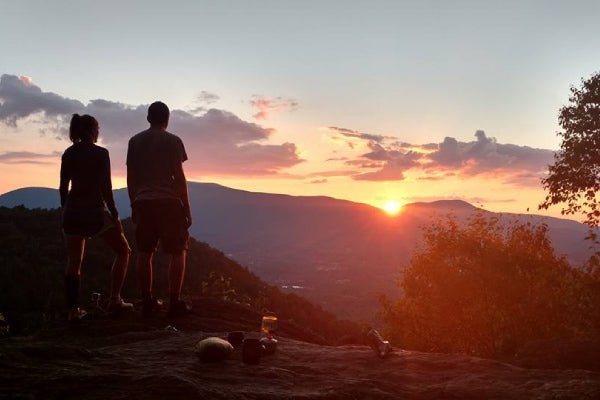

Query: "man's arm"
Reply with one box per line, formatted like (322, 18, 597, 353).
(173, 161, 191, 227)
(126, 140, 137, 205)
(127, 171, 137, 206)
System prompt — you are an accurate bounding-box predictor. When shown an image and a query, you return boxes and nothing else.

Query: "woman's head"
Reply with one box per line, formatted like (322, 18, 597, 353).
(69, 114, 99, 143)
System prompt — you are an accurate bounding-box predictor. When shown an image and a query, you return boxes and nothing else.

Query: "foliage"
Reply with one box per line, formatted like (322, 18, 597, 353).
(0, 206, 362, 343)
(381, 214, 599, 358)
(540, 72, 600, 229)
(0, 313, 8, 337)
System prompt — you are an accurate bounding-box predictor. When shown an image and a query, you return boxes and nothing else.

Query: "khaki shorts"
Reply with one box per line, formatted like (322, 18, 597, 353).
(133, 199, 189, 254)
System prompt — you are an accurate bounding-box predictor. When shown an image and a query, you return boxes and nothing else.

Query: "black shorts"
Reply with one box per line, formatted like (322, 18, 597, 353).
(63, 206, 110, 237)
(133, 199, 189, 254)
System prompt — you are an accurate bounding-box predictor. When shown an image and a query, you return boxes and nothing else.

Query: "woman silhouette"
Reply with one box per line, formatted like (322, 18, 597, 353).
(60, 114, 132, 321)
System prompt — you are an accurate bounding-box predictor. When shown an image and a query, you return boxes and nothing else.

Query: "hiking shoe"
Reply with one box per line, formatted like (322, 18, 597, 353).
(107, 297, 134, 314)
(167, 300, 192, 318)
(142, 297, 163, 318)
(68, 307, 88, 322)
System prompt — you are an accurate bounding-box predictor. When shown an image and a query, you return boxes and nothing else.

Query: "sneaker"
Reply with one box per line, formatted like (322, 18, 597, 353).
(107, 297, 134, 314)
(68, 307, 88, 322)
(167, 300, 192, 318)
(142, 297, 163, 318)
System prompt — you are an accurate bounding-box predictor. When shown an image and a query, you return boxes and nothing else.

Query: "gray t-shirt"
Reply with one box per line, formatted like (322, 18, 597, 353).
(126, 128, 188, 202)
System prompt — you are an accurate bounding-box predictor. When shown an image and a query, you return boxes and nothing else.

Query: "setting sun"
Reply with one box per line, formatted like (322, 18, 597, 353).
(382, 200, 403, 215)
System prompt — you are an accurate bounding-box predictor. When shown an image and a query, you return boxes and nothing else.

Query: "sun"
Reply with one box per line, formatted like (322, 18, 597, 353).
(381, 200, 403, 215)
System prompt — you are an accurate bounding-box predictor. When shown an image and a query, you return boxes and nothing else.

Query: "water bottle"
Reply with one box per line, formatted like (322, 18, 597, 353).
(367, 329, 392, 358)
(261, 312, 278, 337)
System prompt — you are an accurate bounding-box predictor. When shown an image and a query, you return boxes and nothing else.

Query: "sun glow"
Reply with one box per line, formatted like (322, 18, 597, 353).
(381, 200, 403, 215)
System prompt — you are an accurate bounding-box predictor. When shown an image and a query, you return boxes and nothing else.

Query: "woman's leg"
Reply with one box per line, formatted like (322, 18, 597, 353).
(64, 234, 85, 311)
(99, 224, 131, 302)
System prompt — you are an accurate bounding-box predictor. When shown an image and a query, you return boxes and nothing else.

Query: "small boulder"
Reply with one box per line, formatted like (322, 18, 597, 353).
(195, 337, 234, 362)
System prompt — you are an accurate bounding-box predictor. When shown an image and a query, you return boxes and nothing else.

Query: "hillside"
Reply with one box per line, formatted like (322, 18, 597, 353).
(1, 304, 599, 400)
(0, 206, 361, 344)
(1, 183, 595, 322)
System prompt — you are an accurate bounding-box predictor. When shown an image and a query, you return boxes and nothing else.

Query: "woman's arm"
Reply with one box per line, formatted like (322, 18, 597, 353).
(59, 153, 69, 207)
(101, 149, 119, 219)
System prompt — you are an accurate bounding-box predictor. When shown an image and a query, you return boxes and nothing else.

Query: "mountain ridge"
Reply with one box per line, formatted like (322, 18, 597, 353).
(1, 183, 594, 321)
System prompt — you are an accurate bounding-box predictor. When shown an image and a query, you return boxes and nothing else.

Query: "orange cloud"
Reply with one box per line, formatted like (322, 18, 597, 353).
(0, 74, 304, 178)
(19, 76, 33, 86)
(322, 125, 555, 186)
(250, 96, 299, 120)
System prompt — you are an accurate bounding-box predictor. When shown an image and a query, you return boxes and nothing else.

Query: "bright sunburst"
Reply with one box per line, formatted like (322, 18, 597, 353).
(381, 200, 403, 215)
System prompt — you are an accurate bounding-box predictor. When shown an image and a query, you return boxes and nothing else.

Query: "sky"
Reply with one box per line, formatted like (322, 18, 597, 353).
(1, 0, 600, 219)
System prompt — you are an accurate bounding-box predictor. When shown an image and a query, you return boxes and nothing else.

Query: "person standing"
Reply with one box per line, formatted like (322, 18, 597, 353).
(60, 114, 132, 321)
(126, 101, 192, 318)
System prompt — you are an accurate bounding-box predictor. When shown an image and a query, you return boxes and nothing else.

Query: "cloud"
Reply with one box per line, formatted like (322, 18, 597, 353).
(425, 130, 554, 179)
(188, 91, 220, 115)
(352, 159, 410, 181)
(307, 169, 357, 178)
(0, 151, 61, 165)
(428, 136, 462, 167)
(352, 145, 421, 181)
(197, 91, 219, 105)
(418, 172, 456, 181)
(0, 75, 84, 126)
(250, 96, 299, 120)
(325, 156, 349, 162)
(396, 141, 438, 151)
(19, 76, 33, 86)
(0, 74, 303, 177)
(309, 178, 328, 184)
(334, 127, 554, 186)
(327, 126, 393, 143)
(326, 126, 405, 151)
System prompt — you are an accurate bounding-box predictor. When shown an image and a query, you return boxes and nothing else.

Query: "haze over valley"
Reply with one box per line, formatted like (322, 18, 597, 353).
(1, 182, 594, 321)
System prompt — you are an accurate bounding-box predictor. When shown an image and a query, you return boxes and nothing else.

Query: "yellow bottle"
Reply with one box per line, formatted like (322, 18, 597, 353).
(261, 313, 278, 337)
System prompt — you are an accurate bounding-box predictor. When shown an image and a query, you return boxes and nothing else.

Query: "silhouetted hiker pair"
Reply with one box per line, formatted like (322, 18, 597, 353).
(59, 101, 192, 321)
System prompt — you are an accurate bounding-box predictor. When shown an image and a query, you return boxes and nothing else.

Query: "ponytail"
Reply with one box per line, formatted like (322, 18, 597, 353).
(69, 114, 81, 142)
(69, 114, 99, 143)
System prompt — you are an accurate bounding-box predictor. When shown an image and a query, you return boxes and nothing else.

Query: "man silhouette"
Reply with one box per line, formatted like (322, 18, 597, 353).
(127, 101, 192, 318)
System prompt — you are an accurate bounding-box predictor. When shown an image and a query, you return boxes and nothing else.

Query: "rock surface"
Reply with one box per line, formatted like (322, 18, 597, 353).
(1, 299, 599, 400)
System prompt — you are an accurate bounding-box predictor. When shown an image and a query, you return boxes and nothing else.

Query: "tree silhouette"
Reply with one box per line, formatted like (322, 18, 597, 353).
(0, 206, 362, 343)
(381, 215, 596, 358)
(540, 72, 600, 228)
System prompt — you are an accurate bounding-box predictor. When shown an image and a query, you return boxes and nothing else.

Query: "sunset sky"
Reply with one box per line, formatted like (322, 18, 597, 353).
(2, 1, 600, 219)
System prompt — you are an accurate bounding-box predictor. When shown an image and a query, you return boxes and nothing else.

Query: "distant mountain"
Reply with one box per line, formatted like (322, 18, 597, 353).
(1, 183, 595, 321)
(0, 187, 60, 209)
(0, 186, 130, 213)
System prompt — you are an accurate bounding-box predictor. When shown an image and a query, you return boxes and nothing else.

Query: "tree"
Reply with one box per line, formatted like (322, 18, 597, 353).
(0, 206, 364, 343)
(540, 72, 600, 228)
(380, 215, 586, 358)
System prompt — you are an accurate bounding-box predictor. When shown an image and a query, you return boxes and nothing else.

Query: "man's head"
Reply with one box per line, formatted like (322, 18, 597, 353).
(147, 101, 170, 128)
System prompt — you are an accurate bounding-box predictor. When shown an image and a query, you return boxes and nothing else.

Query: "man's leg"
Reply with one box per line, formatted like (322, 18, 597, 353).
(134, 200, 163, 317)
(137, 251, 154, 301)
(138, 251, 163, 317)
(168, 250, 186, 305)
(163, 199, 190, 317)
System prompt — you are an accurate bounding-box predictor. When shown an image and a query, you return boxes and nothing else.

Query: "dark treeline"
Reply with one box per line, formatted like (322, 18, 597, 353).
(0, 206, 362, 344)
(381, 215, 600, 367)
